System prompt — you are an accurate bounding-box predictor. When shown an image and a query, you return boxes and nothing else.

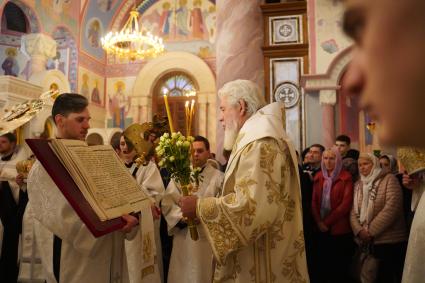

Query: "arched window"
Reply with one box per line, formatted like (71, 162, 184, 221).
(2, 2, 29, 34)
(158, 73, 196, 97)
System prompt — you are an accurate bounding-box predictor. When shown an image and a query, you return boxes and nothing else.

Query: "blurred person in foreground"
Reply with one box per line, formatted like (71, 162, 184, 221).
(342, 1, 425, 281)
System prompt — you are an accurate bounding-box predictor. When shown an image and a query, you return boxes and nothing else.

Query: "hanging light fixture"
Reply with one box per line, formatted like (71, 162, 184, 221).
(101, 8, 164, 61)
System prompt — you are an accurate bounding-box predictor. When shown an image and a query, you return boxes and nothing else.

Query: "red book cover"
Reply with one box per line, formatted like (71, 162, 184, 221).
(26, 139, 125, 238)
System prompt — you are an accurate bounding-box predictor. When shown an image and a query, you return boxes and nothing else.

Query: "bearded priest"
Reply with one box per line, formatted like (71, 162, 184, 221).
(180, 80, 309, 283)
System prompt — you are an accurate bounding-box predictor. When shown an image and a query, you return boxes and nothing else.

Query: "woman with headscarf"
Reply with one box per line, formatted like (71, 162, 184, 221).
(379, 154, 398, 174)
(312, 147, 354, 283)
(351, 153, 407, 283)
(380, 153, 414, 233)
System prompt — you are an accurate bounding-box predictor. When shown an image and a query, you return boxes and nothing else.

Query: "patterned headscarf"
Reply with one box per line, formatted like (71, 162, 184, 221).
(320, 147, 343, 219)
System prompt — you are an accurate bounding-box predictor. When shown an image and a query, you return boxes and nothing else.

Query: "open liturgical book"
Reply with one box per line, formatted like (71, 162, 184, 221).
(49, 139, 150, 221)
(27, 138, 152, 238)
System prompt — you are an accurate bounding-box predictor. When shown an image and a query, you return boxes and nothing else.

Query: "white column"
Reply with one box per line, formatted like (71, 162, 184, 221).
(21, 33, 57, 76)
(319, 89, 337, 148)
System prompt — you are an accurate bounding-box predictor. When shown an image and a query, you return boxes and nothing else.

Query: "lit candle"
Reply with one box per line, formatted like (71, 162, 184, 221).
(163, 93, 174, 133)
(185, 101, 189, 136)
(188, 99, 195, 137)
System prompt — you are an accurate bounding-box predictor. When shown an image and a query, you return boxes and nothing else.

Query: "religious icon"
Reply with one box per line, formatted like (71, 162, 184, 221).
(91, 79, 101, 104)
(80, 73, 90, 98)
(204, 5, 216, 43)
(1, 48, 19, 77)
(49, 83, 60, 99)
(109, 81, 131, 129)
(176, 0, 190, 37)
(87, 19, 102, 48)
(190, 0, 205, 39)
(97, 0, 113, 12)
(159, 2, 172, 37)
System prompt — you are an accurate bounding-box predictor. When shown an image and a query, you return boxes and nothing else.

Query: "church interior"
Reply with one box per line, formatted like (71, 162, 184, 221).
(5, 1, 425, 283)
(0, 0, 382, 159)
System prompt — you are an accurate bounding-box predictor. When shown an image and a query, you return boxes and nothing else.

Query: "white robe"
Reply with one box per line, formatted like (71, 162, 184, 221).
(402, 172, 425, 283)
(125, 161, 165, 283)
(18, 202, 45, 283)
(197, 102, 309, 282)
(162, 164, 224, 283)
(0, 147, 29, 203)
(27, 161, 130, 283)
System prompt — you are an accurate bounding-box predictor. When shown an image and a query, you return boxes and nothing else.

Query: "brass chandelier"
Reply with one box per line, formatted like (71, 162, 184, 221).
(101, 8, 164, 61)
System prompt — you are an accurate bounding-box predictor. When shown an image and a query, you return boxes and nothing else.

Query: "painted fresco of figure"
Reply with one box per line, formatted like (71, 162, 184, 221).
(87, 19, 101, 48)
(46, 51, 65, 73)
(109, 81, 130, 129)
(176, 0, 189, 37)
(91, 79, 101, 104)
(204, 5, 216, 43)
(97, 0, 112, 12)
(159, 2, 172, 37)
(80, 73, 90, 98)
(190, 0, 204, 39)
(1, 48, 19, 77)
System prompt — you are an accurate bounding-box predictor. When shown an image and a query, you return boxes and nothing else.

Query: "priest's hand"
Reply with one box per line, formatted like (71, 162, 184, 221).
(120, 214, 139, 233)
(179, 195, 198, 219)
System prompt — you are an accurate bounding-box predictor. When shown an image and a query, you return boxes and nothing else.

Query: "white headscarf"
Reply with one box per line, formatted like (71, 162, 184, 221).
(358, 153, 382, 224)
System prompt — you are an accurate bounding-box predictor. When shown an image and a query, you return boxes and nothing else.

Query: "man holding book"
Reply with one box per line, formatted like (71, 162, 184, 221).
(27, 93, 139, 283)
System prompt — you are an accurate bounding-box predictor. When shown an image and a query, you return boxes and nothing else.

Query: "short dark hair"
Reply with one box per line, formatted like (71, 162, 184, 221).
(301, 147, 310, 160)
(52, 93, 88, 124)
(336, 134, 351, 145)
(121, 134, 135, 152)
(310, 144, 325, 153)
(110, 134, 121, 151)
(1, 132, 17, 144)
(193, 135, 210, 151)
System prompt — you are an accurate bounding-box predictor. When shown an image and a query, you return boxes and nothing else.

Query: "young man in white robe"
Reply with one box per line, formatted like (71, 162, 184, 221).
(27, 93, 139, 283)
(180, 80, 309, 282)
(0, 133, 30, 282)
(119, 133, 165, 283)
(342, 1, 425, 281)
(162, 135, 224, 283)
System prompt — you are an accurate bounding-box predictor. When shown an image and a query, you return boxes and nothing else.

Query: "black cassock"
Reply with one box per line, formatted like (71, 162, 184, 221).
(0, 153, 28, 282)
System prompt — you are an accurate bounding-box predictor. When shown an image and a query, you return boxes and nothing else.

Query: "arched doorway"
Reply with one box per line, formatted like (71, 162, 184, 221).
(153, 72, 198, 135)
(132, 51, 217, 151)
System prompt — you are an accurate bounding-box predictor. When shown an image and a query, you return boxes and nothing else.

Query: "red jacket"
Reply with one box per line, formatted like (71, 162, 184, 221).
(312, 170, 353, 235)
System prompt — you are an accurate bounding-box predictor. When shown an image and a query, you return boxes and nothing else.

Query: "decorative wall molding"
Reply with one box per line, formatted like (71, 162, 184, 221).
(301, 45, 353, 91)
(319, 89, 336, 105)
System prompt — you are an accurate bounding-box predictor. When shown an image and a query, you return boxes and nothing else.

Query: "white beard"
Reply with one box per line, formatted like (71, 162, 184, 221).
(223, 120, 239, 151)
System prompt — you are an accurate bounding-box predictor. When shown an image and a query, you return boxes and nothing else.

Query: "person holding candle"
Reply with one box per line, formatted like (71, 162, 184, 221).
(179, 80, 309, 282)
